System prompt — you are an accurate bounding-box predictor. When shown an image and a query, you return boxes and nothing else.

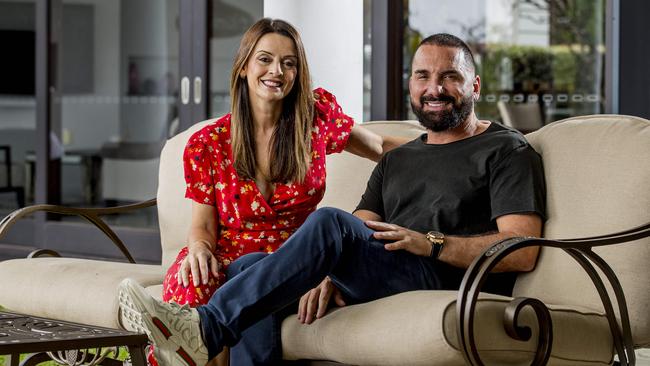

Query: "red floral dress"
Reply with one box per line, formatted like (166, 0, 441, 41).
(162, 88, 354, 305)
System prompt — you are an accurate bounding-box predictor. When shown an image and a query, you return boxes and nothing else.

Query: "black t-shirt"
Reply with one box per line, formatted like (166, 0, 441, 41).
(355, 122, 546, 295)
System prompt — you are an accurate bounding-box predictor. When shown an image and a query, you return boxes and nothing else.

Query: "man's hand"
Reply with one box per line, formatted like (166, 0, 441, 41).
(178, 240, 220, 287)
(365, 221, 431, 257)
(298, 277, 346, 324)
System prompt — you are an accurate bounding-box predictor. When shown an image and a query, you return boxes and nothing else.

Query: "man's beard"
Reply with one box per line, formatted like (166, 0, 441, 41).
(411, 94, 473, 132)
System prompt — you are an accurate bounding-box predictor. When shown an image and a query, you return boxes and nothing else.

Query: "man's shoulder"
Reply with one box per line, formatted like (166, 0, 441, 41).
(481, 121, 531, 151)
(381, 134, 426, 160)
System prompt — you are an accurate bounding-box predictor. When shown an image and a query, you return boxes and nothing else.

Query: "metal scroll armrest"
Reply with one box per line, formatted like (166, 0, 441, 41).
(456, 222, 650, 366)
(0, 199, 157, 263)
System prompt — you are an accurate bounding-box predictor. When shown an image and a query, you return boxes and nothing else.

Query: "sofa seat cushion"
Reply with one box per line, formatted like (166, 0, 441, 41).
(0, 257, 164, 329)
(145, 284, 164, 300)
(281, 290, 612, 366)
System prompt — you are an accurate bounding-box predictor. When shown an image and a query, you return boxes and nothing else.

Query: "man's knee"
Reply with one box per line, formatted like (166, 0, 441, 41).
(226, 252, 268, 279)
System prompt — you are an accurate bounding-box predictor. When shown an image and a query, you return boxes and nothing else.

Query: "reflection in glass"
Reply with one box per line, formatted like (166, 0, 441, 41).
(404, 0, 605, 132)
(363, 0, 372, 121)
(0, 1, 36, 215)
(209, 0, 263, 117)
(56, 0, 180, 228)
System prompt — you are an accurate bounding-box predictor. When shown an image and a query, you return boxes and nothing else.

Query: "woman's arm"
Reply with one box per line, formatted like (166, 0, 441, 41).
(179, 202, 220, 287)
(345, 125, 410, 162)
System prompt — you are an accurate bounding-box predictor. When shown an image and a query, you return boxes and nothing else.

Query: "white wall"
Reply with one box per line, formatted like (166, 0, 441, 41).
(264, 0, 364, 122)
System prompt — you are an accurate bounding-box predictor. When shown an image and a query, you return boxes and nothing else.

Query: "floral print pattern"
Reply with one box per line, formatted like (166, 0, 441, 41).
(162, 88, 354, 306)
(145, 88, 353, 365)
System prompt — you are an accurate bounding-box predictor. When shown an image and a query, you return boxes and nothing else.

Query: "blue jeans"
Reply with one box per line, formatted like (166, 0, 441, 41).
(197, 207, 444, 361)
(226, 253, 298, 365)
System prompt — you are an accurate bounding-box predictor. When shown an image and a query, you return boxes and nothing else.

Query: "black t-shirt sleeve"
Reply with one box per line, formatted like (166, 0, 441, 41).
(354, 157, 385, 218)
(490, 144, 546, 221)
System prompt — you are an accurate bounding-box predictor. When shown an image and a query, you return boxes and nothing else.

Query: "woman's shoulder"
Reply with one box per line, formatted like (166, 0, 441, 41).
(188, 113, 231, 145)
(312, 87, 343, 123)
(313, 87, 337, 108)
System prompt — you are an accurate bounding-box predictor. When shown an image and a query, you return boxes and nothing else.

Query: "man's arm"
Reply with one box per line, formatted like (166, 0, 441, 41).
(353, 209, 382, 222)
(366, 212, 542, 272)
(438, 213, 541, 272)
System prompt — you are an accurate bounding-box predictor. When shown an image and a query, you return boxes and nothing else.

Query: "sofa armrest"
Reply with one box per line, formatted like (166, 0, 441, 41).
(0, 199, 157, 263)
(457, 222, 650, 366)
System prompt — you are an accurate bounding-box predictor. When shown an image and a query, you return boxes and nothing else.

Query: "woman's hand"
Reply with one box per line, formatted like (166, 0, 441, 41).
(298, 277, 346, 324)
(183, 202, 219, 287)
(364, 220, 432, 257)
(178, 240, 219, 287)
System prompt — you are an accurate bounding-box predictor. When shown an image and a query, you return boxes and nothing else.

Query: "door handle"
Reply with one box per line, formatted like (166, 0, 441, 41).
(193, 77, 202, 104)
(181, 77, 190, 105)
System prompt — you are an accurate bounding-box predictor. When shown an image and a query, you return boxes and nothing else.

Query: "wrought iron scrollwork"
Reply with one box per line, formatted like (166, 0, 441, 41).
(1, 313, 143, 366)
(0, 199, 156, 263)
(456, 222, 650, 366)
(45, 346, 118, 366)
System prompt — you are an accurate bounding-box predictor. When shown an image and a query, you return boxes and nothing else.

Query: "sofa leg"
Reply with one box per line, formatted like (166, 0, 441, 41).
(127, 344, 147, 366)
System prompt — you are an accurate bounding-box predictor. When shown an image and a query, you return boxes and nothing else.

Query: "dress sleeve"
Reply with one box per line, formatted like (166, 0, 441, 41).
(313, 87, 355, 154)
(183, 131, 217, 206)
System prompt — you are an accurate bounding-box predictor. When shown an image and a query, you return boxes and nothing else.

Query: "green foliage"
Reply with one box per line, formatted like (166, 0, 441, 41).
(551, 49, 578, 93)
(478, 44, 583, 94)
(480, 45, 550, 91)
(473, 43, 598, 121)
(0, 348, 130, 366)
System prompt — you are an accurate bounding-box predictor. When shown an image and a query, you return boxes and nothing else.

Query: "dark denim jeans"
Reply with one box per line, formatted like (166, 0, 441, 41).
(225, 252, 298, 365)
(197, 207, 444, 362)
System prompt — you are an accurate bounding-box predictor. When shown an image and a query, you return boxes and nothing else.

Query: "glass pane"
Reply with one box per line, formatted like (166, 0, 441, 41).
(0, 1, 36, 216)
(404, 0, 606, 132)
(57, 0, 180, 228)
(208, 0, 263, 117)
(363, 0, 372, 122)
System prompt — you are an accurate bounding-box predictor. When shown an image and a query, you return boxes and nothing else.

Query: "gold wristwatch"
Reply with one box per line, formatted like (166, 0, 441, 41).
(426, 231, 445, 258)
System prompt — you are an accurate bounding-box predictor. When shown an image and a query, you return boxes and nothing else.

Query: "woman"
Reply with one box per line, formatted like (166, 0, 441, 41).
(155, 18, 402, 365)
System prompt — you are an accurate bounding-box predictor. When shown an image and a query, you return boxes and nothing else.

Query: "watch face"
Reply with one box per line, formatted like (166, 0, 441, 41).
(426, 231, 444, 245)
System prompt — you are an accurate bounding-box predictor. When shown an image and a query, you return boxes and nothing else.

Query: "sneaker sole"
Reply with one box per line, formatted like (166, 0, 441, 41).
(118, 279, 205, 366)
(118, 279, 150, 335)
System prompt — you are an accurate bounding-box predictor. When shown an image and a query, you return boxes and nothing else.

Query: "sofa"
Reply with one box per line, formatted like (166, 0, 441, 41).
(0, 115, 648, 365)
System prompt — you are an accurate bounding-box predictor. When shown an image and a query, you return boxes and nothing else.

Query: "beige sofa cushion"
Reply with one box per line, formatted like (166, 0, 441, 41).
(158, 119, 215, 268)
(157, 120, 425, 267)
(146, 283, 164, 300)
(514, 115, 650, 346)
(320, 121, 424, 211)
(282, 291, 612, 366)
(0, 258, 164, 329)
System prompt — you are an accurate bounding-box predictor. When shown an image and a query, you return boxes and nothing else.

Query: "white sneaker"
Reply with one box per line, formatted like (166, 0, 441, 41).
(118, 278, 209, 366)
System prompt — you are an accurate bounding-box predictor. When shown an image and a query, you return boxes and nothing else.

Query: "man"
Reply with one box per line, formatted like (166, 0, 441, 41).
(118, 33, 546, 366)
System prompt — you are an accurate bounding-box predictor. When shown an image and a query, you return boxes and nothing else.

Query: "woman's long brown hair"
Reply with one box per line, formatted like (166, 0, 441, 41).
(229, 18, 313, 183)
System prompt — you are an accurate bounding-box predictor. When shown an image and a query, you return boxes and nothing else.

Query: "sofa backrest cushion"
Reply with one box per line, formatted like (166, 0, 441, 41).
(157, 119, 215, 268)
(513, 114, 650, 346)
(157, 120, 424, 268)
(320, 121, 425, 210)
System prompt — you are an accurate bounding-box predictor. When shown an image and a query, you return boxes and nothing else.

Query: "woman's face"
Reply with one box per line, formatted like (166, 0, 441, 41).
(241, 33, 298, 106)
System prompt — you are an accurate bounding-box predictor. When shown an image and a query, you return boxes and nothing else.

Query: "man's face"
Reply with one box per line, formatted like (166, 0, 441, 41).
(409, 45, 480, 132)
